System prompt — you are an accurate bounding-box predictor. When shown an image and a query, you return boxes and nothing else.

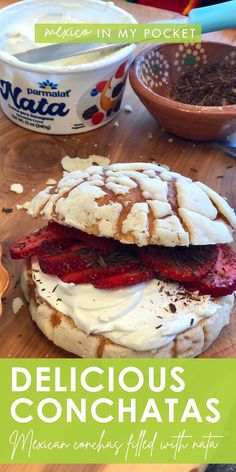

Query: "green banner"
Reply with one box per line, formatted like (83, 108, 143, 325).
(34, 23, 201, 44)
(0, 359, 235, 464)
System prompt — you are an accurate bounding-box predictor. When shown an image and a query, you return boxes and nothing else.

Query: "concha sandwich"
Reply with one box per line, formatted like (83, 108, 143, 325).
(10, 162, 236, 358)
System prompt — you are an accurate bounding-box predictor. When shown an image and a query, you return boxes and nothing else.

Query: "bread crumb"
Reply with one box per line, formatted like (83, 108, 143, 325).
(114, 121, 119, 127)
(10, 183, 24, 194)
(16, 201, 31, 210)
(12, 297, 24, 315)
(61, 155, 110, 172)
(46, 179, 57, 185)
(148, 131, 153, 139)
(22, 201, 31, 209)
(168, 138, 173, 143)
(124, 104, 133, 113)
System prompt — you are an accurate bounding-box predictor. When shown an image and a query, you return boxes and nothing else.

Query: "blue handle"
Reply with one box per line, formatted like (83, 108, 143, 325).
(189, 0, 236, 33)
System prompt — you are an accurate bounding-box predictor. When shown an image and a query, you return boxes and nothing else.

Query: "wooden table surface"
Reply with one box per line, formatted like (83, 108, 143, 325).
(0, 0, 235, 360)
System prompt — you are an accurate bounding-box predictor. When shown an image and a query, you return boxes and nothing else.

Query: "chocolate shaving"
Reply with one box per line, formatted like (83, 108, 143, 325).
(2, 207, 13, 214)
(155, 325, 162, 330)
(98, 256, 106, 268)
(170, 62, 236, 106)
(169, 303, 177, 313)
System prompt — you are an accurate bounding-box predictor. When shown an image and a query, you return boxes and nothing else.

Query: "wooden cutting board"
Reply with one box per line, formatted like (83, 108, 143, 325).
(0, 1, 235, 359)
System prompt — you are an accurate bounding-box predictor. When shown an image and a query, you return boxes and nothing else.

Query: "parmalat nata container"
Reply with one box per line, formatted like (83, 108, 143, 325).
(0, 0, 137, 134)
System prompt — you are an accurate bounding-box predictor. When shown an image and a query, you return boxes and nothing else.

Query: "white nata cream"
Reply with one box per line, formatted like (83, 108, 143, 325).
(32, 260, 224, 352)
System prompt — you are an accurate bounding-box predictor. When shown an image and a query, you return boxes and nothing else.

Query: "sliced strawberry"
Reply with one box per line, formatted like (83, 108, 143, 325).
(60, 267, 96, 284)
(9, 227, 66, 260)
(60, 267, 99, 284)
(60, 261, 140, 284)
(58, 250, 140, 283)
(77, 232, 119, 251)
(94, 267, 154, 289)
(47, 222, 83, 240)
(186, 244, 236, 297)
(39, 245, 96, 276)
(39, 237, 76, 256)
(47, 221, 119, 250)
(138, 245, 218, 283)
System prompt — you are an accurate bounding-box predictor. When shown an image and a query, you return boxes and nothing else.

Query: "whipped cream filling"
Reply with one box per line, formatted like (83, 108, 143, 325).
(31, 260, 224, 352)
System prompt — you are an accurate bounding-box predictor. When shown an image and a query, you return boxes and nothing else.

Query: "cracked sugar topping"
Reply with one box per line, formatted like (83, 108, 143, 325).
(28, 162, 236, 247)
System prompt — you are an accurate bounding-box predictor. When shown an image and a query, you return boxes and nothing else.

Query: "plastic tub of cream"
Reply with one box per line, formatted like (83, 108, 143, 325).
(0, 0, 137, 134)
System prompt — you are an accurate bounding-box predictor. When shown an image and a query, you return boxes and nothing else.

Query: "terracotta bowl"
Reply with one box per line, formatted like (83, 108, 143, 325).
(129, 42, 236, 141)
(0, 247, 9, 316)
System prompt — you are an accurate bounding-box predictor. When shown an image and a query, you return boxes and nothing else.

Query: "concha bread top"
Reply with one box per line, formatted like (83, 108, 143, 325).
(28, 162, 236, 247)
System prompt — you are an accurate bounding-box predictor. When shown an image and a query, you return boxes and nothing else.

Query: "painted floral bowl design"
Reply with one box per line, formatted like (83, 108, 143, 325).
(129, 42, 236, 141)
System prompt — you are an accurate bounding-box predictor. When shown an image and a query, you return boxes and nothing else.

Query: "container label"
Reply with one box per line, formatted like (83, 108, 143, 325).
(0, 58, 130, 134)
